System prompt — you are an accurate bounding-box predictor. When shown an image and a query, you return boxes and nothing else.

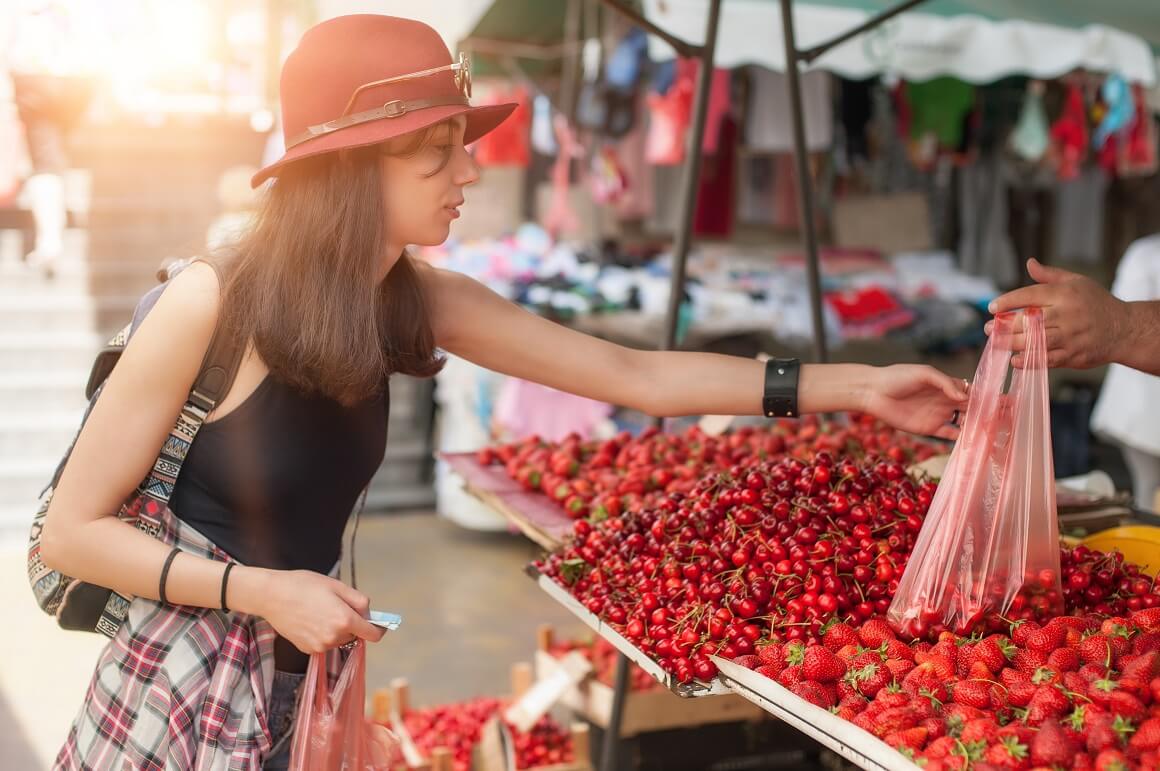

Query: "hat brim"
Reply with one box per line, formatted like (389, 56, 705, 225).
(251, 101, 518, 188)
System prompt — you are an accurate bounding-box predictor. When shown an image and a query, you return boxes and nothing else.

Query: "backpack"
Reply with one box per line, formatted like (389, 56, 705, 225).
(26, 257, 244, 636)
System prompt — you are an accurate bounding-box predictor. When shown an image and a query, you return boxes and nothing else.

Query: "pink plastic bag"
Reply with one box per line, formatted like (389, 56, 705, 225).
(888, 309, 1061, 637)
(288, 642, 399, 770)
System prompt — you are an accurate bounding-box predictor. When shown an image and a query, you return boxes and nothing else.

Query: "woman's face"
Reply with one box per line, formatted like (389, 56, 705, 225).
(379, 116, 478, 266)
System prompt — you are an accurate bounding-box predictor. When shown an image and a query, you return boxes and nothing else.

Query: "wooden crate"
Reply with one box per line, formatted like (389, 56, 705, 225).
(371, 669, 592, 771)
(534, 625, 766, 737)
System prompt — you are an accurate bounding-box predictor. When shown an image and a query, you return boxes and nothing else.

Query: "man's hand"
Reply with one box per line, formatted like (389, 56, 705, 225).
(985, 258, 1129, 369)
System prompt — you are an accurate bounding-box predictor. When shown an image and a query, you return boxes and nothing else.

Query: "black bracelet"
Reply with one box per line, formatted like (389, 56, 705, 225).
(159, 547, 181, 606)
(762, 357, 801, 418)
(220, 562, 236, 613)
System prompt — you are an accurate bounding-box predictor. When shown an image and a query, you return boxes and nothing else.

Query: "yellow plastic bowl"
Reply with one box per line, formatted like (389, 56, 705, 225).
(1080, 526, 1160, 576)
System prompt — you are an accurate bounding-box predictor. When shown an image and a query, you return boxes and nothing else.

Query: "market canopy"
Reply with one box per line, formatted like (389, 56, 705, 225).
(463, 0, 1158, 85)
(644, 0, 1158, 86)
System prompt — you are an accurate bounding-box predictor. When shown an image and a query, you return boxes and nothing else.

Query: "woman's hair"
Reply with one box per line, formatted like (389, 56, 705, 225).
(212, 127, 448, 407)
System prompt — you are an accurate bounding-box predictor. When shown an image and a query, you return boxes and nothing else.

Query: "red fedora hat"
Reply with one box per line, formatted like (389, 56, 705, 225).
(251, 14, 517, 188)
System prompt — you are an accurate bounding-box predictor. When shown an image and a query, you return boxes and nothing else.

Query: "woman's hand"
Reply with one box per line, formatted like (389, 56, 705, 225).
(237, 568, 385, 654)
(861, 364, 969, 440)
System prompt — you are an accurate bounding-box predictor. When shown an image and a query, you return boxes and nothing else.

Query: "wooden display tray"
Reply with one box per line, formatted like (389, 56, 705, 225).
(712, 656, 921, 771)
(370, 670, 592, 771)
(442, 452, 574, 550)
(534, 625, 765, 737)
(529, 568, 732, 698)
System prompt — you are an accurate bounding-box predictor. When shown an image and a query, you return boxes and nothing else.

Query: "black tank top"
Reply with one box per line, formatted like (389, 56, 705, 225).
(170, 375, 388, 574)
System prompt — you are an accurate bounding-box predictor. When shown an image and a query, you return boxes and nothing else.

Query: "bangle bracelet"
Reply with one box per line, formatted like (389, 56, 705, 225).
(763, 358, 801, 418)
(159, 547, 181, 606)
(220, 562, 236, 613)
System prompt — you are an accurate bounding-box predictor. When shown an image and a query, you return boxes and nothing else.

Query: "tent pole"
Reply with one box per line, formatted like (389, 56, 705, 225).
(779, 0, 829, 363)
(658, 0, 722, 356)
(560, 0, 584, 124)
(598, 0, 702, 58)
(799, 0, 929, 63)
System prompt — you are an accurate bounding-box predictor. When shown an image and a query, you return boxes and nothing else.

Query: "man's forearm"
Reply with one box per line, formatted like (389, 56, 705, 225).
(1116, 300, 1160, 375)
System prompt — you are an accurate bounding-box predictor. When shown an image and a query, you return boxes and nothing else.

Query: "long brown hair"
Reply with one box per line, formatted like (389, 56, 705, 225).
(214, 134, 446, 406)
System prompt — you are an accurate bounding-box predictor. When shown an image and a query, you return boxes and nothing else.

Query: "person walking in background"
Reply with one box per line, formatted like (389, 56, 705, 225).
(4, 0, 99, 276)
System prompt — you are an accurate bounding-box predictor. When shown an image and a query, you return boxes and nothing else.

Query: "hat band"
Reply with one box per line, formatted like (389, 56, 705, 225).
(285, 95, 471, 150)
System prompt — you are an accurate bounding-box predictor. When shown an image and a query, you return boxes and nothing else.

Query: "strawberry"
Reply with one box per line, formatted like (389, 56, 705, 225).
(1080, 662, 1107, 682)
(1151, 676, 1160, 704)
(1108, 690, 1147, 722)
(1130, 607, 1160, 632)
(1047, 647, 1080, 673)
(1120, 651, 1160, 682)
(777, 664, 804, 688)
(1012, 620, 1041, 647)
(851, 650, 883, 669)
(732, 654, 760, 670)
(983, 735, 1030, 769)
(822, 621, 860, 652)
(755, 665, 781, 680)
(1129, 716, 1160, 752)
(952, 679, 994, 709)
(1080, 635, 1115, 667)
(880, 638, 915, 662)
(1031, 666, 1061, 686)
(883, 726, 928, 751)
(873, 705, 921, 738)
(1090, 677, 1121, 709)
(1086, 712, 1135, 754)
(802, 645, 847, 683)
(903, 662, 951, 701)
(834, 693, 867, 721)
(960, 717, 1000, 745)
(846, 662, 892, 698)
(874, 689, 911, 710)
(924, 735, 957, 759)
(1013, 648, 1050, 674)
(974, 636, 1016, 674)
(1093, 748, 1129, 771)
(922, 716, 946, 740)
(1133, 630, 1160, 656)
(1072, 753, 1095, 771)
(1029, 719, 1075, 767)
(967, 660, 994, 681)
(1000, 669, 1037, 708)
(790, 680, 834, 708)
(836, 679, 859, 701)
(1101, 618, 1132, 638)
(1025, 624, 1066, 655)
(943, 703, 987, 726)
(835, 643, 862, 663)
(1026, 685, 1071, 726)
(955, 642, 976, 677)
(858, 618, 897, 648)
(885, 658, 915, 680)
(757, 642, 787, 671)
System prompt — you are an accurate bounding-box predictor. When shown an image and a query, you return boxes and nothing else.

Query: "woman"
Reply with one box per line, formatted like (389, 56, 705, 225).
(40, 15, 967, 770)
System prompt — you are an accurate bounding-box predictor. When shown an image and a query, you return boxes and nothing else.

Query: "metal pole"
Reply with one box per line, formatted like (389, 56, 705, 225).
(799, 0, 930, 63)
(659, 0, 723, 355)
(560, 0, 584, 125)
(598, 0, 702, 58)
(779, 0, 829, 363)
(599, 653, 632, 771)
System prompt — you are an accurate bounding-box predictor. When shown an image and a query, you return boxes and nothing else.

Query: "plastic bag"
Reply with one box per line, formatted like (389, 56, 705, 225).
(888, 308, 1061, 637)
(288, 641, 400, 770)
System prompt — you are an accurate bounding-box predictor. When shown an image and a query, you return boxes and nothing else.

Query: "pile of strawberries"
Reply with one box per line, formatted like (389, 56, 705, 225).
(547, 635, 659, 691)
(394, 698, 575, 771)
(733, 609, 1160, 770)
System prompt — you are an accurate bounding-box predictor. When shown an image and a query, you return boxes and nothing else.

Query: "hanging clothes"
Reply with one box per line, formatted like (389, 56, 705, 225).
(745, 67, 833, 153)
(693, 114, 738, 237)
(839, 77, 874, 162)
(1049, 84, 1088, 181)
(645, 67, 693, 165)
(1010, 82, 1049, 163)
(473, 88, 531, 167)
(905, 77, 975, 149)
(611, 92, 655, 221)
(1118, 85, 1158, 178)
(957, 154, 1019, 289)
(1054, 166, 1109, 264)
(542, 116, 582, 237)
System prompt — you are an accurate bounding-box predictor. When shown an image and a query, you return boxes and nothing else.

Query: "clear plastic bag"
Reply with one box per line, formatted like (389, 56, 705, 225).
(289, 641, 400, 770)
(888, 308, 1061, 636)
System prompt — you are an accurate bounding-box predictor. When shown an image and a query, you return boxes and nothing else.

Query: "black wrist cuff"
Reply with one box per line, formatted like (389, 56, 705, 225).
(763, 358, 801, 418)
